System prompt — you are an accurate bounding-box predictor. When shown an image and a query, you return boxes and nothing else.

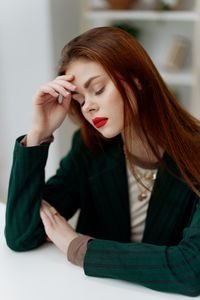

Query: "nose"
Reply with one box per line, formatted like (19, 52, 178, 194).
(82, 98, 99, 113)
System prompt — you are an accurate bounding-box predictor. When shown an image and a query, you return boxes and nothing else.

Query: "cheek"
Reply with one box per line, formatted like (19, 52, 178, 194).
(115, 97, 124, 126)
(112, 92, 124, 116)
(106, 87, 123, 106)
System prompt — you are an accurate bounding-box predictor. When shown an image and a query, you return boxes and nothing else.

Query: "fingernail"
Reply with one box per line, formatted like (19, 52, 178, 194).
(41, 200, 46, 207)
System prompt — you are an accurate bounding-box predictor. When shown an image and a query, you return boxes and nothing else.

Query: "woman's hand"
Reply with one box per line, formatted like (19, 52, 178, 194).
(40, 200, 78, 255)
(27, 75, 76, 146)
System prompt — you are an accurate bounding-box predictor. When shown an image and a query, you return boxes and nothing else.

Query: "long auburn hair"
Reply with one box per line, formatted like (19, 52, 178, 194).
(58, 26, 200, 196)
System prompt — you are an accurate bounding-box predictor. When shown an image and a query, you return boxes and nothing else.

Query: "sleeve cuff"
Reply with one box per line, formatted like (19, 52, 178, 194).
(67, 235, 93, 267)
(20, 135, 54, 147)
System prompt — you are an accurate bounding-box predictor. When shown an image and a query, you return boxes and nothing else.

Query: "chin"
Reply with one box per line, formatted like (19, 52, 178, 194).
(100, 128, 122, 139)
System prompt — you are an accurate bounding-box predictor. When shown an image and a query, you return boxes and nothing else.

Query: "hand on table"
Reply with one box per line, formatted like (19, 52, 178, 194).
(40, 200, 78, 255)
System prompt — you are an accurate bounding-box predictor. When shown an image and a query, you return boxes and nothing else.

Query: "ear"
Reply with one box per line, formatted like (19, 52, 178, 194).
(120, 76, 142, 91)
(133, 78, 142, 90)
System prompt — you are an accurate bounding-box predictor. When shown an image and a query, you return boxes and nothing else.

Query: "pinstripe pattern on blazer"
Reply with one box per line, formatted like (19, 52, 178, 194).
(5, 130, 200, 296)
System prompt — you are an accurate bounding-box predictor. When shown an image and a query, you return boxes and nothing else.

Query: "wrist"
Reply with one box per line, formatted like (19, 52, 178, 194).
(25, 131, 54, 146)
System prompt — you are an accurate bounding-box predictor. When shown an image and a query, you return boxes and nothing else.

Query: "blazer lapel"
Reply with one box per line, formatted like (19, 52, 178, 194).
(88, 138, 131, 242)
(142, 153, 198, 245)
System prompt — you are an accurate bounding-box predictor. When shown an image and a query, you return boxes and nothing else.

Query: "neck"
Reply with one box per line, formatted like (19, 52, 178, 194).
(128, 152, 159, 169)
(121, 132, 164, 168)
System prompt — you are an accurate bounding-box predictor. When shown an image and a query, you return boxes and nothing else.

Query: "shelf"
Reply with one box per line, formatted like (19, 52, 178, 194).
(160, 70, 196, 86)
(83, 0, 200, 116)
(85, 10, 199, 22)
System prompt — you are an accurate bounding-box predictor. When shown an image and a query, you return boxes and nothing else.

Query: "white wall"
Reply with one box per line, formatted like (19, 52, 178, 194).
(0, 0, 80, 201)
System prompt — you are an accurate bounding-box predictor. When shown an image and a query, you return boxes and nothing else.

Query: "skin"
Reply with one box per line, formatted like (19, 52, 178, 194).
(67, 59, 124, 139)
(31, 58, 161, 255)
(30, 59, 125, 255)
(40, 201, 78, 255)
(26, 74, 75, 146)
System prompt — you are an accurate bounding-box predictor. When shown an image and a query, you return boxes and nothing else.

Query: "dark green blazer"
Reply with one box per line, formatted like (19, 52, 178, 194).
(5, 131, 200, 296)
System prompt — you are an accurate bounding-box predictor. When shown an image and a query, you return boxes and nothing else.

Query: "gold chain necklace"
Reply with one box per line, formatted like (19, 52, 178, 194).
(133, 167, 157, 201)
(124, 147, 157, 201)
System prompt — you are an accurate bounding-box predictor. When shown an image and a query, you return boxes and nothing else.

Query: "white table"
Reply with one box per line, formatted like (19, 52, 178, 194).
(0, 203, 196, 300)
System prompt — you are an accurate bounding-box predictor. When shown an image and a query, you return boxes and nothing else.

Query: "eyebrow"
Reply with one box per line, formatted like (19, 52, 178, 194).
(72, 75, 101, 95)
(84, 75, 101, 88)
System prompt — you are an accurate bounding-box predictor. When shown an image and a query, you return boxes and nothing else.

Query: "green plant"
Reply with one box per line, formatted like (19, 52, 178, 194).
(112, 22, 140, 39)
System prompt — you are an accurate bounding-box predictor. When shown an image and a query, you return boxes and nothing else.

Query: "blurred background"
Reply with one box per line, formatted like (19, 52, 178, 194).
(0, 0, 199, 202)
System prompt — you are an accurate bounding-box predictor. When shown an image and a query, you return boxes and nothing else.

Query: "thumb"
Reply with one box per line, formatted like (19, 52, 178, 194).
(61, 94, 72, 112)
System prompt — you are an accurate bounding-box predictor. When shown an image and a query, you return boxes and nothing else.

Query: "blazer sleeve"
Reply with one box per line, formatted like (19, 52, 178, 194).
(84, 200, 200, 297)
(5, 132, 82, 252)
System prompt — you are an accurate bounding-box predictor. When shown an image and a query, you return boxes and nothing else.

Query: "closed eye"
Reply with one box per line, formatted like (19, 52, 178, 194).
(95, 87, 105, 95)
(72, 86, 105, 107)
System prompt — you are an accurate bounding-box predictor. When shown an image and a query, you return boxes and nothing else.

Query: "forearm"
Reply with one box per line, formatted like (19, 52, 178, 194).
(67, 234, 200, 296)
(5, 136, 50, 251)
(84, 238, 200, 297)
(82, 195, 200, 296)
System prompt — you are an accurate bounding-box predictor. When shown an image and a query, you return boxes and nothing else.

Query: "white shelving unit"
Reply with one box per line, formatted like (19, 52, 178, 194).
(81, 0, 200, 118)
(85, 10, 198, 21)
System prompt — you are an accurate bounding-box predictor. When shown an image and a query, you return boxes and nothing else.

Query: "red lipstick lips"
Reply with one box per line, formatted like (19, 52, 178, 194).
(92, 117, 108, 128)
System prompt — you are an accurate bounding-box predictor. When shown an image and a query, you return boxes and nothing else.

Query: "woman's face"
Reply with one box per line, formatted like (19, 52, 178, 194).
(66, 59, 124, 139)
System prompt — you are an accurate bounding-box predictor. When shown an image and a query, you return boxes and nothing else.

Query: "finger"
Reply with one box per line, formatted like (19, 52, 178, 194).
(39, 85, 59, 98)
(40, 201, 58, 224)
(40, 208, 53, 229)
(57, 92, 72, 105)
(60, 95, 71, 110)
(41, 200, 57, 211)
(46, 83, 70, 98)
(41, 200, 58, 214)
(56, 74, 74, 81)
(57, 94, 64, 104)
(54, 79, 76, 92)
(41, 201, 63, 221)
(41, 199, 53, 207)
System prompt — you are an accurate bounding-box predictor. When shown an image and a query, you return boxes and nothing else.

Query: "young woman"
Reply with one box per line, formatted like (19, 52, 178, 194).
(5, 27, 200, 296)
